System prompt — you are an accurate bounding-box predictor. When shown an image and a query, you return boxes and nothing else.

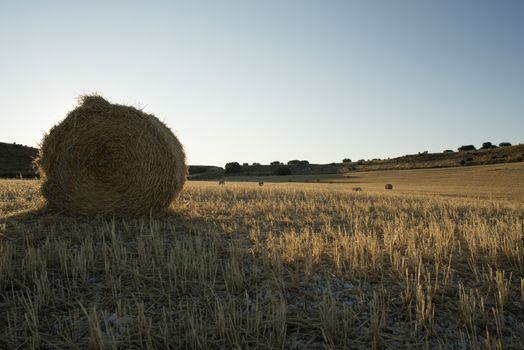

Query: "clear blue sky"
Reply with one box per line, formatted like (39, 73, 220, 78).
(1, 1, 523, 167)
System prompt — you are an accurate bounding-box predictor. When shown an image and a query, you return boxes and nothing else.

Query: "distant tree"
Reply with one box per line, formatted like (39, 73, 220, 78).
(225, 162, 242, 173)
(188, 166, 207, 174)
(277, 166, 291, 175)
(299, 160, 309, 165)
(270, 161, 281, 166)
(458, 145, 476, 151)
(252, 162, 261, 166)
(481, 142, 492, 149)
(342, 158, 352, 163)
(287, 160, 300, 165)
(242, 163, 249, 166)
(499, 142, 512, 147)
(443, 150, 454, 153)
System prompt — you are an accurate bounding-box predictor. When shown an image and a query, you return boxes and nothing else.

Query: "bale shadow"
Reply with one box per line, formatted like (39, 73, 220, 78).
(1, 204, 222, 247)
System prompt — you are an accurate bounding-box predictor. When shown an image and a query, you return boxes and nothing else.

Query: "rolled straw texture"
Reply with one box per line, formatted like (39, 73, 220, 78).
(34, 95, 187, 215)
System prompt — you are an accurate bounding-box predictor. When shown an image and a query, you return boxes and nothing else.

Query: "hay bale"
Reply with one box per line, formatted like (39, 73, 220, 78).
(385, 184, 393, 190)
(34, 95, 187, 215)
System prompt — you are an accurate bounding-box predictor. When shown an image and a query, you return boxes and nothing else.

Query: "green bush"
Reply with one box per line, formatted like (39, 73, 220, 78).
(225, 162, 242, 173)
(458, 145, 476, 151)
(277, 166, 292, 175)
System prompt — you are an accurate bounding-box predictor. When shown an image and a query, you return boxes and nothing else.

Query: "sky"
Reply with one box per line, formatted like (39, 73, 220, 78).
(1, 0, 523, 167)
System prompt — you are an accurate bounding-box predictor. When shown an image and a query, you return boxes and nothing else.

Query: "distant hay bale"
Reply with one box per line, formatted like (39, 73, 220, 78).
(258, 181, 264, 186)
(34, 95, 187, 215)
(219, 180, 225, 185)
(352, 187, 362, 191)
(385, 184, 393, 190)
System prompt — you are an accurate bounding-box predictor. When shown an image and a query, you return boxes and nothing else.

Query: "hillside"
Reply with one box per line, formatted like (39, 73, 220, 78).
(218, 144, 524, 179)
(1, 141, 523, 179)
(357, 144, 524, 171)
(0, 142, 38, 178)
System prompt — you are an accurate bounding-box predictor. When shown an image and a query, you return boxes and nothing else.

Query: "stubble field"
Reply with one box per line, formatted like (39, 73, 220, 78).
(0, 167, 523, 349)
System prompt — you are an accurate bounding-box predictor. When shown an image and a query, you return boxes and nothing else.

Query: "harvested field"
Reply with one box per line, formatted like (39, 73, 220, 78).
(1, 179, 523, 349)
(227, 162, 524, 201)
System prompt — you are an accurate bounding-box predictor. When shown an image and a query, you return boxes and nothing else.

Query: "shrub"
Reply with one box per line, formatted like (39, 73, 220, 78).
(499, 142, 512, 147)
(287, 160, 300, 165)
(225, 162, 242, 173)
(458, 145, 476, 151)
(188, 166, 207, 174)
(481, 142, 492, 149)
(270, 161, 281, 166)
(443, 150, 454, 153)
(342, 158, 352, 163)
(277, 166, 291, 175)
(299, 160, 309, 165)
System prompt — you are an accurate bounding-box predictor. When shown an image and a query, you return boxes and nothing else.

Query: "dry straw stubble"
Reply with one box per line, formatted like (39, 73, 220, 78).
(34, 95, 187, 215)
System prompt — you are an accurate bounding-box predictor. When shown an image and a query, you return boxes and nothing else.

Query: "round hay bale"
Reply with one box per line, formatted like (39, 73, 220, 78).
(34, 95, 187, 215)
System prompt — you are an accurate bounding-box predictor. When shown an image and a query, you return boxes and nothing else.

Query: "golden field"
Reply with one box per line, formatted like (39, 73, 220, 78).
(229, 162, 524, 201)
(1, 164, 523, 349)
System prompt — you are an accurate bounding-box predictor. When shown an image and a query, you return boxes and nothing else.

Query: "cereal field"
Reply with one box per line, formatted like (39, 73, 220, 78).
(0, 172, 523, 349)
